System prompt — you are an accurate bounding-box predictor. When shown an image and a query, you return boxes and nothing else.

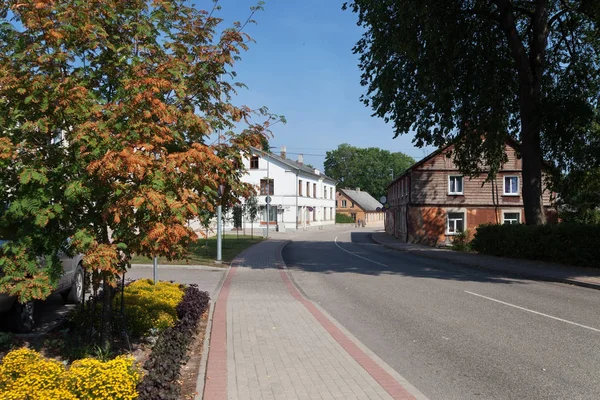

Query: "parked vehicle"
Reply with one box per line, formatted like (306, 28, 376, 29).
(0, 239, 85, 332)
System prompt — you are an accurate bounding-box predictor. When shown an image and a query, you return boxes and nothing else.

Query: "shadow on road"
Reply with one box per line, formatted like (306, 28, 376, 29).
(278, 231, 527, 286)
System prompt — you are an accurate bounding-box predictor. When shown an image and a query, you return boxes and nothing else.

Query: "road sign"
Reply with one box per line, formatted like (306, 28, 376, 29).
(379, 195, 387, 204)
(307, 206, 314, 212)
(384, 203, 390, 209)
(376, 207, 382, 212)
(265, 196, 272, 204)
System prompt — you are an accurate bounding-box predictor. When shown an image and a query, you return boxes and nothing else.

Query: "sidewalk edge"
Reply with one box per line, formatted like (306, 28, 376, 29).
(370, 233, 600, 291)
(279, 241, 430, 400)
(194, 266, 230, 400)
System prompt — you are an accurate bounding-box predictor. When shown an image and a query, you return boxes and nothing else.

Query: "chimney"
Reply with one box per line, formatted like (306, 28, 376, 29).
(297, 154, 304, 165)
(280, 146, 287, 159)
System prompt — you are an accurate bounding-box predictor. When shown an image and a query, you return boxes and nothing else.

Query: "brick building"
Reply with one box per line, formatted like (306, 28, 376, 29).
(386, 140, 556, 246)
(336, 188, 384, 225)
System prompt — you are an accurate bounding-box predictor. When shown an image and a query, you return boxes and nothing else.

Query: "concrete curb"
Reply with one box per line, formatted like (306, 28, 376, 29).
(194, 266, 229, 400)
(370, 233, 600, 291)
(130, 263, 227, 271)
(279, 241, 429, 400)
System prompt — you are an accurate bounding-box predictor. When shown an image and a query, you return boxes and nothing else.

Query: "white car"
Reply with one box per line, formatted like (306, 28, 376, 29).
(0, 239, 85, 332)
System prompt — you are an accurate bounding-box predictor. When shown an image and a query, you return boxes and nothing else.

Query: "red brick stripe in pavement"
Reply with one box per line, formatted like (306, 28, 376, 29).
(203, 266, 237, 400)
(278, 267, 416, 400)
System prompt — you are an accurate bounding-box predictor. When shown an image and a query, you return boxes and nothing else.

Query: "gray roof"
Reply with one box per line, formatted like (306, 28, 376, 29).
(339, 189, 383, 211)
(251, 147, 336, 183)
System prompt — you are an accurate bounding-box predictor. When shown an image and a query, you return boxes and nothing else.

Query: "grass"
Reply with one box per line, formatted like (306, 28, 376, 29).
(129, 234, 263, 266)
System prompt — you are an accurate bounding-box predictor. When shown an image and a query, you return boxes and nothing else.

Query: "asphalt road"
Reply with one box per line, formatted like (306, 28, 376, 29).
(282, 228, 600, 400)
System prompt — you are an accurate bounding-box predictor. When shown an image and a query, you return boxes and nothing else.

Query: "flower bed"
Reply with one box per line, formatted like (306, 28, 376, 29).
(0, 348, 141, 400)
(137, 284, 210, 400)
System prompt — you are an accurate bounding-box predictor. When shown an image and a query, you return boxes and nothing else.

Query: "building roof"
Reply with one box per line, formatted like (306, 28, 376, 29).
(250, 147, 337, 183)
(339, 189, 383, 211)
(385, 137, 522, 189)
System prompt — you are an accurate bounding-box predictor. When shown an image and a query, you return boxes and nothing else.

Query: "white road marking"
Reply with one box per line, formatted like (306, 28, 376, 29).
(334, 236, 389, 268)
(465, 291, 600, 333)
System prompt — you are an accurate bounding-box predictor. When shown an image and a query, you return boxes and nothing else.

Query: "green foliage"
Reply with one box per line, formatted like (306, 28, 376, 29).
(232, 205, 243, 229)
(324, 144, 414, 199)
(343, 0, 600, 224)
(0, 332, 13, 351)
(471, 223, 600, 267)
(336, 213, 355, 223)
(451, 230, 471, 252)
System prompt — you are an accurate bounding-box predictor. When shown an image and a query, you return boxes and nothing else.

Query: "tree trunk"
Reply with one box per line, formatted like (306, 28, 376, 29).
(100, 275, 112, 351)
(520, 120, 546, 225)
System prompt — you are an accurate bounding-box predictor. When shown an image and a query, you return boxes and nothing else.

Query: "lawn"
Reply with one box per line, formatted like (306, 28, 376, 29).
(129, 234, 263, 266)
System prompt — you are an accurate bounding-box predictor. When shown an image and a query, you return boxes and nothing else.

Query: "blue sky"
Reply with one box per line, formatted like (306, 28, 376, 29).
(217, 0, 435, 170)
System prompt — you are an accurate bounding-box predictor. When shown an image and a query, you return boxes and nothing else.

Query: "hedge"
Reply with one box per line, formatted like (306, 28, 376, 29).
(335, 213, 355, 223)
(137, 284, 210, 400)
(471, 223, 600, 267)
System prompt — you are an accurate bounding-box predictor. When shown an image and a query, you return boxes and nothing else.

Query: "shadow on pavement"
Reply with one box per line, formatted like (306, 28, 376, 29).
(278, 232, 527, 286)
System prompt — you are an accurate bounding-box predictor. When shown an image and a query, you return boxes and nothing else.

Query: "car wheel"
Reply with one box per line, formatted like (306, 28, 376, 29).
(67, 266, 84, 304)
(13, 301, 35, 333)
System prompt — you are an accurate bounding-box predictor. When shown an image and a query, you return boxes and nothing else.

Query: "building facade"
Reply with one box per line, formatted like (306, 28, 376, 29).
(386, 141, 556, 246)
(239, 147, 337, 231)
(336, 188, 384, 225)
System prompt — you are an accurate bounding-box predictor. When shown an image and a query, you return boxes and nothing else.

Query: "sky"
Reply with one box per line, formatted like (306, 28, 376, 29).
(216, 0, 436, 171)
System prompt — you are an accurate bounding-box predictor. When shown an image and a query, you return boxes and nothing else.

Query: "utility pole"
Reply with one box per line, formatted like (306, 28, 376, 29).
(266, 151, 270, 238)
(217, 184, 224, 263)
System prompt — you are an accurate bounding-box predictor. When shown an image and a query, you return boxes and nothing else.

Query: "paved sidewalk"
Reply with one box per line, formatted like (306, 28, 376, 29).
(371, 231, 600, 290)
(204, 240, 425, 400)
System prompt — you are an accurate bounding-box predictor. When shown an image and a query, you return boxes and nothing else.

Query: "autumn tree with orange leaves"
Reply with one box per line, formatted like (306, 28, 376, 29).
(0, 0, 278, 344)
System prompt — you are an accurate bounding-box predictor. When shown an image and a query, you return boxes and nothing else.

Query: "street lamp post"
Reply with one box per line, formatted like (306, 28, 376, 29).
(217, 184, 224, 263)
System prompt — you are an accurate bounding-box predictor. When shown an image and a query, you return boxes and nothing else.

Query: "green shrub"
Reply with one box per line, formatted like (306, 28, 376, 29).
(471, 223, 600, 267)
(336, 213, 355, 223)
(451, 230, 471, 252)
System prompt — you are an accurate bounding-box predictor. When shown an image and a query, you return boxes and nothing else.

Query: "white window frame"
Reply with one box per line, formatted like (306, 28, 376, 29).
(503, 175, 519, 196)
(448, 175, 464, 195)
(341, 200, 347, 208)
(446, 208, 466, 235)
(502, 210, 521, 225)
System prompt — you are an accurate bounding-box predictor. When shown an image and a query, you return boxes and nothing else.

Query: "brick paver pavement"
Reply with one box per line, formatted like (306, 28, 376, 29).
(204, 239, 421, 400)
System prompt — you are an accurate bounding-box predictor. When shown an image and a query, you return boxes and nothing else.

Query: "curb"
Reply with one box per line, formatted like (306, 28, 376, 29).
(194, 266, 230, 400)
(370, 234, 600, 291)
(278, 241, 429, 400)
(130, 263, 227, 271)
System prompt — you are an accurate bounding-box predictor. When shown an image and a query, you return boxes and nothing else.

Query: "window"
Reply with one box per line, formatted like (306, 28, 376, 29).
(262, 205, 277, 222)
(335, 200, 338, 208)
(323, 185, 327, 199)
(341, 200, 347, 208)
(299, 180, 303, 196)
(503, 212, 520, 225)
(260, 179, 274, 195)
(448, 175, 464, 195)
(504, 176, 519, 195)
(351, 202, 355, 208)
(324, 207, 327, 220)
(313, 183, 317, 198)
(330, 187, 333, 199)
(330, 207, 333, 220)
(306, 182, 310, 197)
(250, 156, 259, 169)
(447, 212, 465, 234)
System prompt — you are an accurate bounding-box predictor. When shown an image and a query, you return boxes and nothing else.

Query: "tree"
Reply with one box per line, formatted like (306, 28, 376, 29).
(324, 144, 415, 199)
(343, 0, 600, 224)
(0, 0, 277, 347)
(245, 193, 260, 238)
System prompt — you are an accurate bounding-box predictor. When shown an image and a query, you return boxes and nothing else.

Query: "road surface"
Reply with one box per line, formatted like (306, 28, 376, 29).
(282, 228, 600, 400)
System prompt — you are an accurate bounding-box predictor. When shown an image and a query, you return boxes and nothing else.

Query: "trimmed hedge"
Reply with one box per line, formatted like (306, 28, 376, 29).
(471, 223, 600, 267)
(336, 213, 355, 223)
(137, 284, 210, 400)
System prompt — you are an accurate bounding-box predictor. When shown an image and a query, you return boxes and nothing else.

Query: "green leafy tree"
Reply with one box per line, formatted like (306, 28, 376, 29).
(343, 0, 600, 224)
(324, 144, 415, 199)
(244, 193, 260, 238)
(0, 0, 278, 346)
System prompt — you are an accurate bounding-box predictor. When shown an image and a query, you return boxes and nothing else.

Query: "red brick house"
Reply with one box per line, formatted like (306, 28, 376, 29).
(386, 141, 556, 246)
(336, 188, 385, 225)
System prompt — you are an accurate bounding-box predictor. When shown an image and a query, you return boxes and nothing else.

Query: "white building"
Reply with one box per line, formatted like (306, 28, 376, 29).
(239, 147, 337, 232)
